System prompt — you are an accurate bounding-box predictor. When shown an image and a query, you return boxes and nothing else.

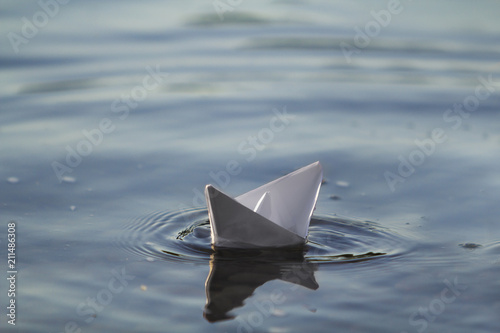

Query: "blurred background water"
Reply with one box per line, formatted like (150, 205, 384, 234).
(1, 0, 500, 332)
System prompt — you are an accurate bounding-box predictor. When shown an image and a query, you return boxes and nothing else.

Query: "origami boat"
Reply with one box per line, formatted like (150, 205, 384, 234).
(205, 161, 323, 248)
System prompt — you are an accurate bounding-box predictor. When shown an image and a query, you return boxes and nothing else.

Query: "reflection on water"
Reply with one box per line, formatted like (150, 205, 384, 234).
(203, 248, 318, 322)
(202, 246, 391, 323)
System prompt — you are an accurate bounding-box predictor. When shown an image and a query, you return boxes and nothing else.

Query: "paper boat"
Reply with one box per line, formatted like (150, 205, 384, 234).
(205, 161, 323, 248)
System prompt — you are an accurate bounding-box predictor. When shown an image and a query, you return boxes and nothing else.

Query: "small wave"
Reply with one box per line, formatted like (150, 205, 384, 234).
(117, 208, 407, 264)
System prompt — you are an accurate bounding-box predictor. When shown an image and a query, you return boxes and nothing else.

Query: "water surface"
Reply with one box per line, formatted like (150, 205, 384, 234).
(1, 0, 500, 332)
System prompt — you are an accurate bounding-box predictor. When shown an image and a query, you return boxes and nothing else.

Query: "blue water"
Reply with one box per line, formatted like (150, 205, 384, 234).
(1, 0, 500, 332)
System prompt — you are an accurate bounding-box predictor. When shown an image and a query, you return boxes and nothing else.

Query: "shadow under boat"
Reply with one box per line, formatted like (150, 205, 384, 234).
(203, 246, 319, 323)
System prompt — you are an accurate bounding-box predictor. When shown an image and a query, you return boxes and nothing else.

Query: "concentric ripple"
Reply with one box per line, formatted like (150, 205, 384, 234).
(118, 208, 407, 264)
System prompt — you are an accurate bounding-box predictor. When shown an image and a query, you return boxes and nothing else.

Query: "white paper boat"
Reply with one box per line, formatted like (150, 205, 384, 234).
(204, 161, 323, 248)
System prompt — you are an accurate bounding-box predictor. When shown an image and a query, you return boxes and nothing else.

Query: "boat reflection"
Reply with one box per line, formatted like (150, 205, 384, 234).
(203, 247, 318, 322)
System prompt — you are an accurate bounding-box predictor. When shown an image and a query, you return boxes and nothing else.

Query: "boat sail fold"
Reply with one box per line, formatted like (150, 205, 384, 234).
(205, 161, 323, 248)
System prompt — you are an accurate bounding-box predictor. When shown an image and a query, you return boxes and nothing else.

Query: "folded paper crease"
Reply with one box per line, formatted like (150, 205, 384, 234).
(205, 161, 323, 248)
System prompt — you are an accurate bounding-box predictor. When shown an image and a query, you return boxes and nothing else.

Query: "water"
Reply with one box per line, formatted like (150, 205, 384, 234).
(119, 209, 404, 264)
(1, 0, 500, 332)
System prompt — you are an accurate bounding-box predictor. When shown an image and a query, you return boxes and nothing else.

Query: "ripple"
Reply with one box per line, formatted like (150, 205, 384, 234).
(118, 208, 407, 264)
(186, 12, 272, 27)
